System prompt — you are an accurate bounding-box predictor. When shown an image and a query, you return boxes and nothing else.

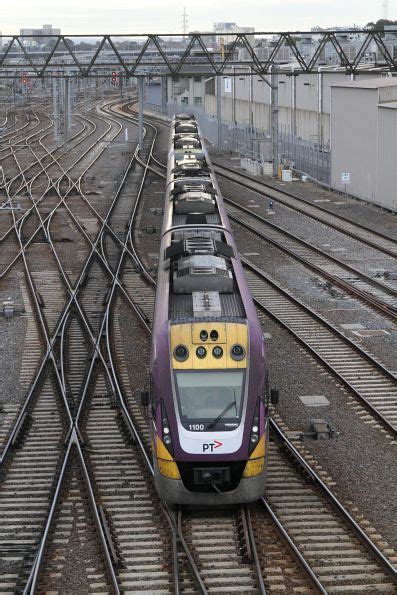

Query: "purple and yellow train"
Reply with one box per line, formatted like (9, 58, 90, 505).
(148, 114, 272, 505)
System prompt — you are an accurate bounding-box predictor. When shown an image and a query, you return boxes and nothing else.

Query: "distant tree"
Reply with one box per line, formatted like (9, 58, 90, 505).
(365, 19, 397, 31)
(75, 42, 95, 51)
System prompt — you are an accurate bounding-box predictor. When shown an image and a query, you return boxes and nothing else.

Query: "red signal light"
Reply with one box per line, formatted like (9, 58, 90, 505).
(111, 71, 117, 85)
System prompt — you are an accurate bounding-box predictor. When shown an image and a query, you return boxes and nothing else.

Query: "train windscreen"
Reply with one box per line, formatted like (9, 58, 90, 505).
(175, 370, 245, 430)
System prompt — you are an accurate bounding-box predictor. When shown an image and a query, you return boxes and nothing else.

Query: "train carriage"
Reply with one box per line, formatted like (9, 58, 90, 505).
(148, 114, 271, 504)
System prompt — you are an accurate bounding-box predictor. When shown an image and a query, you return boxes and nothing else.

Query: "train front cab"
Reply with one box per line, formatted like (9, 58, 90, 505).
(150, 321, 269, 506)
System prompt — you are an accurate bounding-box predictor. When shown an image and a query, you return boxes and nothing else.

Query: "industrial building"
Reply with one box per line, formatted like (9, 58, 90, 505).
(331, 78, 397, 211)
(19, 24, 61, 46)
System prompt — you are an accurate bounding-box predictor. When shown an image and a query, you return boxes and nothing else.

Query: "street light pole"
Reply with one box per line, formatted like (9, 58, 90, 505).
(271, 65, 279, 176)
(216, 75, 222, 149)
(138, 77, 144, 151)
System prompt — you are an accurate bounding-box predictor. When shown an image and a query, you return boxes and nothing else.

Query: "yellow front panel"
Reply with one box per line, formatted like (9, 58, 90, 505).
(170, 322, 248, 370)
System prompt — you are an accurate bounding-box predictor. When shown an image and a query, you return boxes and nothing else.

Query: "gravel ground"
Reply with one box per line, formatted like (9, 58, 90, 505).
(217, 173, 397, 289)
(232, 222, 397, 372)
(37, 453, 111, 593)
(0, 271, 28, 406)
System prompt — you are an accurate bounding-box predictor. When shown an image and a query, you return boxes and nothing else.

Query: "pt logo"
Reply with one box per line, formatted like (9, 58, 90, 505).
(202, 440, 223, 453)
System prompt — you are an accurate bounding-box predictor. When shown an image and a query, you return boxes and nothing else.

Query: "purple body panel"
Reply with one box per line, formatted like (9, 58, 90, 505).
(150, 120, 266, 464)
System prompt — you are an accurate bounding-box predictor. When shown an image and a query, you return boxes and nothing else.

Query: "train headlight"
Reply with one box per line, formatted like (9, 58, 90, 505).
(212, 346, 223, 359)
(196, 346, 207, 359)
(249, 400, 260, 454)
(174, 344, 189, 362)
(231, 344, 245, 361)
(200, 330, 208, 341)
(161, 405, 174, 455)
(210, 330, 218, 341)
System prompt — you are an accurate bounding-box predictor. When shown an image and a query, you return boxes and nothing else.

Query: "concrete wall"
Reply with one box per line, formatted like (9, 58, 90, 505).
(377, 104, 397, 211)
(331, 86, 378, 201)
(331, 83, 397, 211)
(208, 71, 387, 147)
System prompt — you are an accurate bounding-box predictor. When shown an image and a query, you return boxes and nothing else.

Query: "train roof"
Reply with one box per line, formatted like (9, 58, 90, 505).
(162, 115, 247, 324)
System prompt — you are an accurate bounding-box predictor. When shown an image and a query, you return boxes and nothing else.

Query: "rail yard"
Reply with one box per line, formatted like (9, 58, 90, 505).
(0, 82, 396, 595)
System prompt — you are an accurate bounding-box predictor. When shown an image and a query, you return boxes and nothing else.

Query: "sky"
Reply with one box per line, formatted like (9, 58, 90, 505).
(1, 0, 396, 36)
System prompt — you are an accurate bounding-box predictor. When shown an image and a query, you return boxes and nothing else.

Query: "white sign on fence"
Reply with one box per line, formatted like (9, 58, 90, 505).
(341, 172, 350, 183)
(224, 78, 232, 93)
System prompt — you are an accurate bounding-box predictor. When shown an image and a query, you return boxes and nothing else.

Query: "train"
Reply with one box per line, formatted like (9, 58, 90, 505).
(146, 114, 274, 505)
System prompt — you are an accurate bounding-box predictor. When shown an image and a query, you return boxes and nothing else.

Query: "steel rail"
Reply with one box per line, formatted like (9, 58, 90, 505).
(269, 418, 397, 578)
(0, 103, 121, 274)
(0, 100, 127, 462)
(243, 258, 397, 436)
(243, 505, 268, 594)
(213, 162, 397, 258)
(0, 107, 98, 243)
(19, 104, 145, 592)
(24, 431, 121, 594)
(224, 197, 397, 320)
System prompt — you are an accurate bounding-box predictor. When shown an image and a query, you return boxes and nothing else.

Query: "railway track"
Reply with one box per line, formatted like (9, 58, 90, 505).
(1, 98, 207, 593)
(212, 161, 397, 259)
(225, 198, 397, 320)
(111, 108, 397, 592)
(243, 261, 397, 436)
(0, 98, 142, 591)
(1, 100, 396, 592)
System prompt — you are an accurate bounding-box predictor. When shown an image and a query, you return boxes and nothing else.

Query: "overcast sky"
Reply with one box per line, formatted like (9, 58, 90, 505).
(1, 0, 396, 35)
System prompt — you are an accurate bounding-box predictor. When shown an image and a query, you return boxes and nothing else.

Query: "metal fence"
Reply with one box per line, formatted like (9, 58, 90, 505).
(144, 100, 331, 184)
(278, 126, 331, 184)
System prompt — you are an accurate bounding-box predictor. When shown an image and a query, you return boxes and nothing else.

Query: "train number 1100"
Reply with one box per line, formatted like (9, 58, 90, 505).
(188, 424, 205, 431)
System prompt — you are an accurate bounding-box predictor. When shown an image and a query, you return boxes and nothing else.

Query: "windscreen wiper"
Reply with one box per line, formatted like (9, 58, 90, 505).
(207, 401, 236, 429)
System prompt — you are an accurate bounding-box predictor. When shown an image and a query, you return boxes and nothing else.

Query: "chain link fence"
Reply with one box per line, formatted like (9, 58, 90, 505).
(279, 126, 331, 185)
(144, 100, 331, 184)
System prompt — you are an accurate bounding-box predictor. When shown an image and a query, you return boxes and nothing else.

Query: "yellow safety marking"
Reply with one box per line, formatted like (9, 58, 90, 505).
(158, 458, 181, 479)
(170, 322, 248, 370)
(156, 435, 181, 479)
(242, 434, 266, 478)
(156, 435, 173, 461)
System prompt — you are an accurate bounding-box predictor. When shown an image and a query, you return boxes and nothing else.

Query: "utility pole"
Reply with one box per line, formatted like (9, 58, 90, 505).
(216, 76, 222, 149)
(64, 77, 70, 145)
(138, 77, 144, 151)
(52, 78, 61, 143)
(271, 65, 279, 177)
(292, 70, 297, 137)
(161, 76, 167, 115)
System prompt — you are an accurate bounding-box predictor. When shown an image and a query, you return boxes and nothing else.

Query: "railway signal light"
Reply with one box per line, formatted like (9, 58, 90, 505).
(21, 72, 28, 85)
(111, 71, 118, 86)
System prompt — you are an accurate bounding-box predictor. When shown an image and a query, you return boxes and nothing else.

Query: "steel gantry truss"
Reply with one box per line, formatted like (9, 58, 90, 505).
(0, 30, 396, 78)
